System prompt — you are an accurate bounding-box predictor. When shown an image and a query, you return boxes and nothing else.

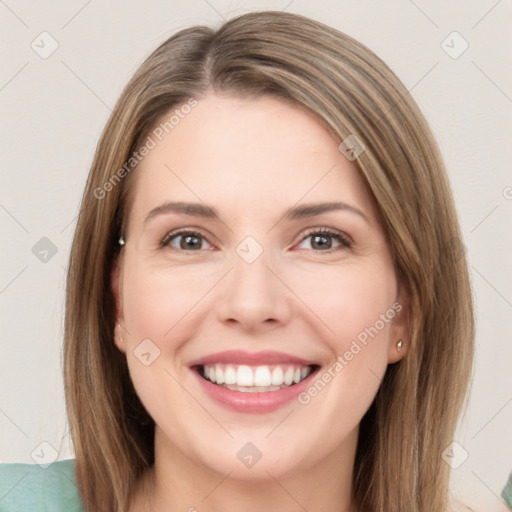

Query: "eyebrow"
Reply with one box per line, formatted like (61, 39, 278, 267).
(144, 200, 369, 225)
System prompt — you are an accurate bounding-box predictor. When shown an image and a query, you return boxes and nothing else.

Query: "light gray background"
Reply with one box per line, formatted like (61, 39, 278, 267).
(0, 1, 511, 510)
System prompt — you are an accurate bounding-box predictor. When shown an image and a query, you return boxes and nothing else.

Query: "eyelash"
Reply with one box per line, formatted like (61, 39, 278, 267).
(159, 227, 352, 253)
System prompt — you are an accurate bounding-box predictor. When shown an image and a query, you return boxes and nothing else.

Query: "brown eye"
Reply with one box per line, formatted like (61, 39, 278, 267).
(161, 230, 211, 251)
(297, 228, 352, 251)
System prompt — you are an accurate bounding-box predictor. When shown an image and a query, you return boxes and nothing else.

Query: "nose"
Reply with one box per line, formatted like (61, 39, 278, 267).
(215, 245, 293, 333)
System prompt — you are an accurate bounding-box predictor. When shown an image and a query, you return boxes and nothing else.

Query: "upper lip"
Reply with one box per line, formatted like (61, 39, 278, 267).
(188, 350, 318, 367)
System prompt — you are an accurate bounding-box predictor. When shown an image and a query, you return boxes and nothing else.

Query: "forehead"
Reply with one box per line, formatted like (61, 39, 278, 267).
(128, 94, 375, 227)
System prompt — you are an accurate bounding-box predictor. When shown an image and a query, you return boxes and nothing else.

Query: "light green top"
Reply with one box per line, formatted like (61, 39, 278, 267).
(1, 459, 510, 511)
(0, 459, 84, 511)
(503, 470, 512, 509)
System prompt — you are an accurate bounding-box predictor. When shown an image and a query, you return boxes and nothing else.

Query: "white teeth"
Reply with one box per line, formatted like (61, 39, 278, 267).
(200, 363, 314, 391)
(236, 365, 254, 386)
(224, 365, 237, 385)
(215, 366, 224, 385)
(271, 366, 284, 385)
(254, 366, 272, 387)
(283, 367, 294, 385)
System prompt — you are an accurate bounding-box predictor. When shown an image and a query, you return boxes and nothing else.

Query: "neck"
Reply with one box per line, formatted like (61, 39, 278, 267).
(130, 427, 359, 512)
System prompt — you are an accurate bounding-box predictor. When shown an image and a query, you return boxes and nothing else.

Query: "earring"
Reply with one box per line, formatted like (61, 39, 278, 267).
(397, 340, 403, 350)
(117, 323, 125, 351)
(118, 235, 125, 246)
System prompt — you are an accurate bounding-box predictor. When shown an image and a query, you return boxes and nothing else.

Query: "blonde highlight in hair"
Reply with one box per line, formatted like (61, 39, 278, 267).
(64, 11, 474, 511)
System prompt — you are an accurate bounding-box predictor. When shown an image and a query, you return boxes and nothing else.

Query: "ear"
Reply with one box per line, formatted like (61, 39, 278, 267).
(111, 255, 126, 353)
(387, 283, 411, 364)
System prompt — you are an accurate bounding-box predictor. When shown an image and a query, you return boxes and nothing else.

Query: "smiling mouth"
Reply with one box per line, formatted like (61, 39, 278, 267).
(193, 363, 319, 393)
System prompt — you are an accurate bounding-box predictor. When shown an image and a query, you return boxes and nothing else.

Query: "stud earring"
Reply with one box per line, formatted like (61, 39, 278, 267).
(118, 235, 125, 246)
(397, 340, 403, 350)
(117, 323, 125, 351)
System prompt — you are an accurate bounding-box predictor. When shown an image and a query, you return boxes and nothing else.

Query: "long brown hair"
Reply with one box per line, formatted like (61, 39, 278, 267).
(64, 10, 474, 512)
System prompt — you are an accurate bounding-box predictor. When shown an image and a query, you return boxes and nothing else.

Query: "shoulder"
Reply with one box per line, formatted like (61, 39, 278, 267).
(0, 459, 84, 512)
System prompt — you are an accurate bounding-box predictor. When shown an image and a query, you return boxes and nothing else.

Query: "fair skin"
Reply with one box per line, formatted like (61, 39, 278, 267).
(111, 93, 410, 512)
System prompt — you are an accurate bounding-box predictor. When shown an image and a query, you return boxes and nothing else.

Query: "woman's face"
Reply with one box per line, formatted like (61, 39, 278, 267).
(112, 93, 409, 480)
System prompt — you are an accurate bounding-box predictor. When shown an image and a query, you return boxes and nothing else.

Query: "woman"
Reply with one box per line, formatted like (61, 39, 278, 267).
(0, 10, 474, 512)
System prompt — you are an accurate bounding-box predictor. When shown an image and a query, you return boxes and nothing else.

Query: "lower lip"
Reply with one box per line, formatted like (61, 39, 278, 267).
(192, 367, 318, 414)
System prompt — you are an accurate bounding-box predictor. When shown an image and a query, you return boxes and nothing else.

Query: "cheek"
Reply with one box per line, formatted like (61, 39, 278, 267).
(121, 256, 207, 341)
(120, 259, 203, 430)
(289, 261, 397, 350)
(294, 263, 397, 414)
(123, 279, 171, 338)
